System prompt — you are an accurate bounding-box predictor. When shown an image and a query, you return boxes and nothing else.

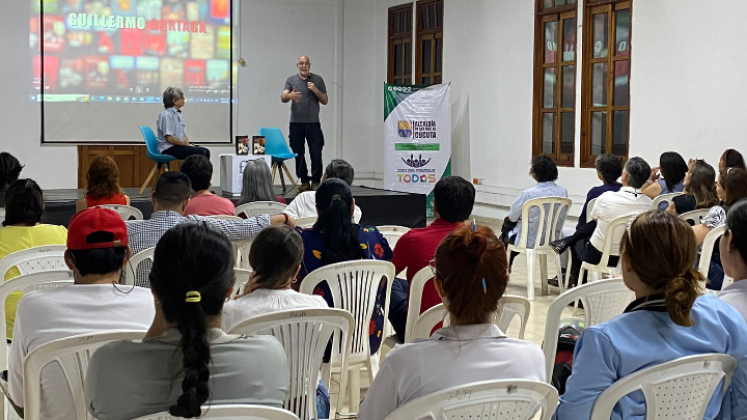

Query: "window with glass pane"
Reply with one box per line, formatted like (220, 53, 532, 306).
(416, 0, 443, 85)
(581, 0, 631, 166)
(532, 0, 577, 166)
(388, 4, 413, 85)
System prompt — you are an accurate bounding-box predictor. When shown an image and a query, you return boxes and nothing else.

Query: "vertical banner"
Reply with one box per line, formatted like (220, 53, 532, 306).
(384, 84, 451, 216)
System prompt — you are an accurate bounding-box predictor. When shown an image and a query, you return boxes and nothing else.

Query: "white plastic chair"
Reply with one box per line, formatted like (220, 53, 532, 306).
(376, 226, 410, 249)
(0, 246, 68, 281)
(98, 204, 144, 221)
(131, 405, 301, 420)
(23, 330, 146, 420)
(680, 208, 711, 225)
(507, 197, 571, 300)
(566, 214, 629, 286)
(542, 277, 635, 381)
(231, 267, 253, 298)
(0, 209, 5, 225)
(698, 225, 733, 292)
(227, 308, 354, 420)
(235, 201, 287, 218)
(294, 217, 317, 229)
(409, 303, 449, 342)
(299, 260, 395, 413)
(385, 379, 559, 420)
(496, 295, 531, 339)
(408, 295, 530, 343)
(0, 270, 73, 420)
(123, 247, 155, 286)
(403, 266, 436, 343)
(589, 354, 737, 420)
(652, 192, 682, 209)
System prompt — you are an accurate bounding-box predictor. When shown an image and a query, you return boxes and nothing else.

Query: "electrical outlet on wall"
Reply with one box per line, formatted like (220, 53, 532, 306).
(473, 178, 484, 185)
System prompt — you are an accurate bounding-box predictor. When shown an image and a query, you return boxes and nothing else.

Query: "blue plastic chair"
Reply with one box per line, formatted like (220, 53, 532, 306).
(259, 127, 298, 191)
(138, 126, 177, 194)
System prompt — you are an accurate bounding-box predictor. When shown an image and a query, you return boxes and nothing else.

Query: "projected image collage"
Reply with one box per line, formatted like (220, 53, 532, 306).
(30, 0, 232, 105)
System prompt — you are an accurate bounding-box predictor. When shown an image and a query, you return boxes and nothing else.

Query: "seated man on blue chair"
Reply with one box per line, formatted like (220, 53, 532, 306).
(156, 86, 211, 160)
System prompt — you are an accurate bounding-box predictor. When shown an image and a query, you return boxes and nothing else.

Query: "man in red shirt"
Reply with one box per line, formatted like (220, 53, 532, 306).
(389, 176, 476, 340)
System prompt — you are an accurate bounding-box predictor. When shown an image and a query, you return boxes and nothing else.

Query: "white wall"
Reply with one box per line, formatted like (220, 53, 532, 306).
(339, 0, 747, 218)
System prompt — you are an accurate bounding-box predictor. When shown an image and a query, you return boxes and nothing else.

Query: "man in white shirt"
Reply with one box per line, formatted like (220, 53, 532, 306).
(7, 207, 155, 420)
(568, 157, 654, 287)
(283, 159, 362, 223)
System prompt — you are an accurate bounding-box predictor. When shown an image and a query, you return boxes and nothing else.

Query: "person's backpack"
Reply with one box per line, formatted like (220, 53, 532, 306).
(551, 320, 585, 395)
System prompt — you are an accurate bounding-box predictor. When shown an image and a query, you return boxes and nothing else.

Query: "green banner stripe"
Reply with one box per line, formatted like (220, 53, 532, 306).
(395, 143, 440, 151)
(383, 84, 430, 120)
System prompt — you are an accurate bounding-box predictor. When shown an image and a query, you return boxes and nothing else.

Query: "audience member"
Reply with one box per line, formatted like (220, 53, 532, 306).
(0, 179, 67, 339)
(236, 159, 286, 206)
(181, 155, 235, 216)
(666, 159, 719, 216)
(359, 226, 545, 420)
(8, 207, 153, 420)
(642, 151, 688, 207)
(550, 154, 622, 256)
(296, 178, 392, 354)
(692, 168, 747, 289)
(156, 86, 211, 160)
(75, 155, 130, 212)
(222, 225, 330, 418)
(720, 148, 746, 172)
(504, 156, 568, 265)
(568, 157, 653, 287)
(284, 159, 361, 223)
(85, 223, 289, 420)
(126, 172, 293, 286)
(719, 199, 747, 321)
(554, 211, 747, 420)
(388, 176, 475, 339)
(0, 152, 23, 208)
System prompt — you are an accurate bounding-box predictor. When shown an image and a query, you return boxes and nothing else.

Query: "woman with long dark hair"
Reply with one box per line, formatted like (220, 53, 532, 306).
(692, 168, 747, 289)
(667, 159, 719, 215)
(359, 226, 545, 420)
(554, 211, 747, 420)
(720, 148, 746, 172)
(0, 152, 23, 208)
(643, 151, 688, 204)
(75, 155, 130, 212)
(296, 178, 392, 354)
(85, 223, 289, 420)
(719, 199, 747, 321)
(223, 225, 330, 418)
(0, 179, 67, 339)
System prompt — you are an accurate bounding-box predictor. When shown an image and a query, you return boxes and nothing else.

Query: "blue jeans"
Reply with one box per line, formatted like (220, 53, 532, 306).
(317, 379, 330, 418)
(388, 277, 409, 340)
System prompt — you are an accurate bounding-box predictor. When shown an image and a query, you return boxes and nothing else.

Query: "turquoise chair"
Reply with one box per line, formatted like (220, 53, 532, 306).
(259, 127, 298, 191)
(138, 126, 177, 194)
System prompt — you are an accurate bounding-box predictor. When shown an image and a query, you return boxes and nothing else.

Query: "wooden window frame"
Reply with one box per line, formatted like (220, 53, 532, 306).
(580, 0, 632, 167)
(388, 4, 413, 85)
(531, 0, 578, 166)
(415, 0, 443, 85)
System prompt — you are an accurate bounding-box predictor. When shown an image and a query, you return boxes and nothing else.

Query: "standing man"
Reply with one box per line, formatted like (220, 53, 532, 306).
(281, 56, 328, 192)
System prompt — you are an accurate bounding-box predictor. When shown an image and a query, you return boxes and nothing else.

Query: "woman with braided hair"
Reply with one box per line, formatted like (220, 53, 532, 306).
(85, 222, 289, 420)
(554, 210, 747, 420)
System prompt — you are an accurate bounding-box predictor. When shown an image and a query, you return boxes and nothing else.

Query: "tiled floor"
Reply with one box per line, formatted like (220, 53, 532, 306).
(329, 217, 585, 418)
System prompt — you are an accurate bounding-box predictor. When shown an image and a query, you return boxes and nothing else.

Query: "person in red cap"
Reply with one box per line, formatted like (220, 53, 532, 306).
(7, 207, 154, 420)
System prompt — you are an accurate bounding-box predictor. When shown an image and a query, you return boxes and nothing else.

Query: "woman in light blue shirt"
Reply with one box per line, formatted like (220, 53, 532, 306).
(554, 210, 747, 420)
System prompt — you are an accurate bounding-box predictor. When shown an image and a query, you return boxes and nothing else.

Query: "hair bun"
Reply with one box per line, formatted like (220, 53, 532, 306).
(463, 230, 488, 258)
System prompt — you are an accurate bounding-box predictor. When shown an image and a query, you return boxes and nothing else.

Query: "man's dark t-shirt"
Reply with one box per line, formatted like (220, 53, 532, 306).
(284, 74, 327, 123)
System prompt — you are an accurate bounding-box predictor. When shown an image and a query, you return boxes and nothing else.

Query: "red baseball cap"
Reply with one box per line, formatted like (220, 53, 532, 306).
(67, 207, 129, 251)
